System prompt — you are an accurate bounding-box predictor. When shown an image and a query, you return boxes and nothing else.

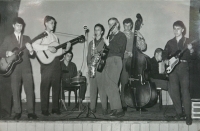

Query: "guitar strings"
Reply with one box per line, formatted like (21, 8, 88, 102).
(55, 31, 80, 37)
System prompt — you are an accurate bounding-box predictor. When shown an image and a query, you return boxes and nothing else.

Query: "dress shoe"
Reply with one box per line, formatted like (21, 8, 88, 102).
(174, 114, 185, 120)
(13, 113, 21, 120)
(108, 110, 117, 116)
(110, 110, 125, 118)
(122, 107, 127, 111)
(28, 113, 38, 120)
(52, 109, 61, 115)
(186, 115, 192, 125)
(42, 110, 50, 116)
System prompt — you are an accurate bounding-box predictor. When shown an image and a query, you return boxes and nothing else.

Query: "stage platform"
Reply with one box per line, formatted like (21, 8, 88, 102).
(0, 103, 200, 131)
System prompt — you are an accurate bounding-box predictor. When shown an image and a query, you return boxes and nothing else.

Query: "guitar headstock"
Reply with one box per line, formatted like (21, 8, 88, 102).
(135, 13, 143, 31)
(110, 22, 117, 32)
(31, 32, 48, 43)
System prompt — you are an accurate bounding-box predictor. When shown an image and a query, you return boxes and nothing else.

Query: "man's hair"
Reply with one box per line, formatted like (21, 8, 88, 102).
(66, 51, 73, 58)
(173, 20, 186, 36)
(44, 15, 56, 26)
(94, 23, 105, 37)
(154, 48, 163, 56)
(13, 17, 25, 26)
(123, 18, 134, 29)
(108, 17, 120, 30)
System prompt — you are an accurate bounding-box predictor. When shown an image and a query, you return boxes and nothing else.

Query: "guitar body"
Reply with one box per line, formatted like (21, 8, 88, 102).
(166, 50, 181, 74)
(166, 57, 179, 74)
(36, 42, 62, 64)
(0, 32, 48, 76)
(36, 35, 85, 64)
(0, 47, 23, 76)
(97, 45, 109, 72)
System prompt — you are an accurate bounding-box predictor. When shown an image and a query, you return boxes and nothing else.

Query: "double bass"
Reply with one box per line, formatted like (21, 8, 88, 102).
(124, 14, 157, 109)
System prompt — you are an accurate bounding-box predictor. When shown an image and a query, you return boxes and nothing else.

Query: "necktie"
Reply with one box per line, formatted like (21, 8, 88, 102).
(18, 36, 20, 43)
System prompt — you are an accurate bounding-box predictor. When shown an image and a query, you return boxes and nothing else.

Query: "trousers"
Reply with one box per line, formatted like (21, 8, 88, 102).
(90, 71, 107, 110)
(168, 62, 191, 115)
(40, 59, 61, 111)
(102, 56, 122, 110)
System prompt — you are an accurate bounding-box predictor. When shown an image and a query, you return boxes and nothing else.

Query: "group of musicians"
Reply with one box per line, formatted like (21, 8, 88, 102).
(0, 16, 195, 125)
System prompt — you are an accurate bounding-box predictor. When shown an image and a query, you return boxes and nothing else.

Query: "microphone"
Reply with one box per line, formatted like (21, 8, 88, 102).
(83, 25, 89, 32)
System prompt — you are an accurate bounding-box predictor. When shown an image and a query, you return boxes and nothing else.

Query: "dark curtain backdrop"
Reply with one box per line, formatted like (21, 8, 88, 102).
(0, 1, 21, 115)
(189, 0, 200, 99)
(0, 1, 21, 44)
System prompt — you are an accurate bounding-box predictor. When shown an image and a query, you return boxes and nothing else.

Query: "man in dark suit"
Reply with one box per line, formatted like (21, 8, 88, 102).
(0, 17, 37, 120)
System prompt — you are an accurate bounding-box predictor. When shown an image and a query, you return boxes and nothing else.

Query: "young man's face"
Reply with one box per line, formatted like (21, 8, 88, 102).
(65, 53, 72, 62)
(155, 52, 162, 62)
(13, 23, 23, 33)
(173, 26, 184, 37)
(94, 26, 103, 37)
(45, 19, 55, 31)
(108, 19, 118, 33)
(124, 23, 132, 32)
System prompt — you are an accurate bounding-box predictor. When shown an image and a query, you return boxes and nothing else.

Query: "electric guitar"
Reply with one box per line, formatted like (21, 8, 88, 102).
(36, 35, 85, 64)
(0, 32, 48, 76)
(166, 39, 197, 74)
(96, 22, 117, 72)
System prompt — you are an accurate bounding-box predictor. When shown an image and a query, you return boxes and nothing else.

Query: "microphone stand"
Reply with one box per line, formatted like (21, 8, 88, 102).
(70, 28, 108, 120)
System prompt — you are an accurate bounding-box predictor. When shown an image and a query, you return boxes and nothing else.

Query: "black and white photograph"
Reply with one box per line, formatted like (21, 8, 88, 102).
(0, 0, 200, 131)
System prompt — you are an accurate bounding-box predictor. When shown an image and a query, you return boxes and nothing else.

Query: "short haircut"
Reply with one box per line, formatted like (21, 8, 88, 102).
(66, 51, 73, 58)
(44, 15, 56, 26)
(94, 23, 105, 37)
(154, 48, 163, 56)
(123, 18, 134, 26)
(108, 17, 120, 30)
(173, 20, 186, 36)
(13, 17, 25, 26)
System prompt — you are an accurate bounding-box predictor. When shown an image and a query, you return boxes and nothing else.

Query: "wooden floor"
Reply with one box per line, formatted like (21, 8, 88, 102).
(0, 102, 200, 131)
(1, 102, 178, 121)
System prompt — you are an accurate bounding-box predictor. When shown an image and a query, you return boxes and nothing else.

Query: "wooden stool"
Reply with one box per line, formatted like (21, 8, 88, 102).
(191, 99, 200, 119)
(156, 87, 162, 110)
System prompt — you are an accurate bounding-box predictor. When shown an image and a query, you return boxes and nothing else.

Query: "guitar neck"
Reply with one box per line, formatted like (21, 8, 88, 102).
(176, 39, 197, 58)
(55, 35, 85, 50)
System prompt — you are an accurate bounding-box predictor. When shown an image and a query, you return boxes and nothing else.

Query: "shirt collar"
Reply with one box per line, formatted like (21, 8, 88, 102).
(14, 32, 21, 39)
(173, 36, 185, 43)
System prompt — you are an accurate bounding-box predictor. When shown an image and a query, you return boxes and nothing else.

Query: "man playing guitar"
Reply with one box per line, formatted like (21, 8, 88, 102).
(103, 17, 127, 118)
(32, 16, 71, 116)
(163, 21, 194, 125)
(0, 17, 37, 120)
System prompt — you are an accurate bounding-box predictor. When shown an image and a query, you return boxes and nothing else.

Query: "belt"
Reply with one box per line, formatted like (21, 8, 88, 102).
(180, 60, 187, 62)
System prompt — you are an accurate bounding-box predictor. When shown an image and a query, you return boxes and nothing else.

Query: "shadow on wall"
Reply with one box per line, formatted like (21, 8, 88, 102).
(0, 1, 21, 44)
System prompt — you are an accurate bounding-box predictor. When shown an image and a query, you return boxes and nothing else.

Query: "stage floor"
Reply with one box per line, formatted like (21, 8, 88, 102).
(0, 102, 196, 122)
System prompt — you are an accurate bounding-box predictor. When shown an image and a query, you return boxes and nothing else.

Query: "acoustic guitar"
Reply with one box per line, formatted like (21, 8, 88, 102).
(0, 32, 48, 76)
(36, 35, 85, 64)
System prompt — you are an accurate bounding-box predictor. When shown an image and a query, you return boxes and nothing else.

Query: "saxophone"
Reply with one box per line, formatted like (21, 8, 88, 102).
(89, 38, 101, 78)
